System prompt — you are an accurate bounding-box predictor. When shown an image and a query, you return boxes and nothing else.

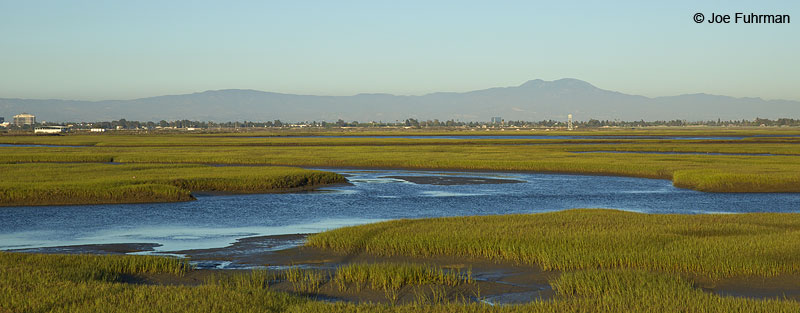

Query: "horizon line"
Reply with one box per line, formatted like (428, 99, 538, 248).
(1, 78, 796, 103)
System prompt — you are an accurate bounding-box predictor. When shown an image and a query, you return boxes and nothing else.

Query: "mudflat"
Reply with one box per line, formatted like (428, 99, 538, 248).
(16, 233, 800, 304)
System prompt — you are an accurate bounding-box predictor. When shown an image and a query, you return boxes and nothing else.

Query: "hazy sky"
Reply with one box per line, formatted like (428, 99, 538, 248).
(1, 1, 797, 101)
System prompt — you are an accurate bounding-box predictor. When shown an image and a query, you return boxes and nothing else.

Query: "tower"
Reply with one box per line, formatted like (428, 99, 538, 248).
(568, 114, 573, 130)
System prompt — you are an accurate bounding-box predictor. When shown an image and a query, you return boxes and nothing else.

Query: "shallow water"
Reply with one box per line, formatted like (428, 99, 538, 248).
(2, 169, 799, 251)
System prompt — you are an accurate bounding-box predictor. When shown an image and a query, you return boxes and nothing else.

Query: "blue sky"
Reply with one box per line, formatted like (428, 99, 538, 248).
(0, 1, 797, 100)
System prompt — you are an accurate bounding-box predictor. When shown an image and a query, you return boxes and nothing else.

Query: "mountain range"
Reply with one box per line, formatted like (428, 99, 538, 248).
(1, 79, 797, 122)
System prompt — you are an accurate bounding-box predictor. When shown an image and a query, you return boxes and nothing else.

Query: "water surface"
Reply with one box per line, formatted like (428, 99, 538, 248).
(2, 169, 799, 252)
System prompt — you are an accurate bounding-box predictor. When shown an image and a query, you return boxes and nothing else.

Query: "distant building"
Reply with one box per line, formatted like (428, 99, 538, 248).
(13, 113, 35, 126)
(90, 128, 106, 132)
(568, 114, 574, 130)
(490, 117, 503, 125)
(0, 117, 4, 123)
(34, 126, 69, 134)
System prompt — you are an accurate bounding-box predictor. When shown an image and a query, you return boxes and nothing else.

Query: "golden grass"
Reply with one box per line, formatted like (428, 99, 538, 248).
(6, 212, 800, 313)
(0, 163, 345, 206)
(3, 132, 800, 193)
(308, 209, 800, 278)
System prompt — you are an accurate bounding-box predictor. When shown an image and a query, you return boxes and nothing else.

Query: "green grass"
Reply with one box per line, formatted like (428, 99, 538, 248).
(334, 262, 472, 292)
(210, 263, 474, 304)
(0, 251, 190, 279)
(0, 163, 346, 206)
(5, 129, 800, 311)
(296, 269, 800, 313)
(210, 268, 327, 294)
(0, 252, 309, 313)
(334, 262, 474, 304)
(3, 131, 800, 193)
(5, 251, 799, 312)
(308, 209, 800, 278)
(7, 209, 800, 312)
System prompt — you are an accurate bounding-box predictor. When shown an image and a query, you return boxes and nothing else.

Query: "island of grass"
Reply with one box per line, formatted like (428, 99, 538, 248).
(2, 128, 800, 194)
(5, 209, 800, 312)
(0, 163, 346, 206)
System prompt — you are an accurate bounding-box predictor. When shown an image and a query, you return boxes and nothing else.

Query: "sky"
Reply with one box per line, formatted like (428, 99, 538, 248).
(0, 0, 797, 101)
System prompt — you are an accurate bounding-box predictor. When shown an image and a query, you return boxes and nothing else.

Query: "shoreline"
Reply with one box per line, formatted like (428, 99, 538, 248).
(0, 180, 351, 208)
(3, 162, 798, 207)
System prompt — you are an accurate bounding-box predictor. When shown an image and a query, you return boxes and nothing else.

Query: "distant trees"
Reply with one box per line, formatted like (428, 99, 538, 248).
(20, 117, 800, 132)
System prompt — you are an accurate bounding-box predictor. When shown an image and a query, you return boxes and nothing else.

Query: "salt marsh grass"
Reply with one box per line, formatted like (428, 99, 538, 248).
(0, 253, 307, 313)
(4, 130, 800, 310)
(334, 262, 473, 303)
(3, 133, 800, 193)
(0, 163, 345, 206)
(290, 268, 800, 313)
(334, 262, 472, 292)
(308, 209, 800, 278)
(5, 226, 800, 312)
(210, 268, 325, 294)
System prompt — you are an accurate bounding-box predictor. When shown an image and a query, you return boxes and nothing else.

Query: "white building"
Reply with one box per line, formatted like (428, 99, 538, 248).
(13, 113, 36, 126)
(34, 126, 69, 134)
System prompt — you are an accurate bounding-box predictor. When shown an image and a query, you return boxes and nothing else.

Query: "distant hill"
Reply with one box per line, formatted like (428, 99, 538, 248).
(1, 78, 797, 122)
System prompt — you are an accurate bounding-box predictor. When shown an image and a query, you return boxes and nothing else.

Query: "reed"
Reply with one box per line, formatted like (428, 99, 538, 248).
(3, 134, 800, 193)
(293, 269, 800, 312)
(333, 262, 472, 302)
(308, 209, 800, 278)
(335, 262, 471, 292)
(4, 248, 800, 311)
(0, 163, 345, 206)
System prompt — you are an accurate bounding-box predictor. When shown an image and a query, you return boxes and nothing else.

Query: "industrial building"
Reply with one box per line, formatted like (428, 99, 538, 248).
(34, 125, 69, 134)
(13, 113, 36, 126)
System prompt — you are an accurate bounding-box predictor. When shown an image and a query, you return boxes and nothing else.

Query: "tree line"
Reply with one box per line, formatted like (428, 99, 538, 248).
(8, 117, 800, 130)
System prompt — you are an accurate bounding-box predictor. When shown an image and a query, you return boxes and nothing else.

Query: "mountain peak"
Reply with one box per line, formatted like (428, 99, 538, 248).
(197, 89, 262, 95)
(519, 79, 545, 87)
(519, 78, 596, 89)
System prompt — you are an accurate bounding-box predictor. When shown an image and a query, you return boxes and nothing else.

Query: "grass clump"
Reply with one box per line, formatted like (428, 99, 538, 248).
(0, 251, 190, 281)
(308, 209, 800, 278)
(282, 266, 326, 294)
(291, 269, 800, 313)
(210, 267, 326, 294)
(5, 243, 800, 311)
(335, 262, 471, 292)
(0, 253, 308, 313)
(672, 168, 800, 192)
(0, 163, 346, 206)
(334, 262, 473, 303)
